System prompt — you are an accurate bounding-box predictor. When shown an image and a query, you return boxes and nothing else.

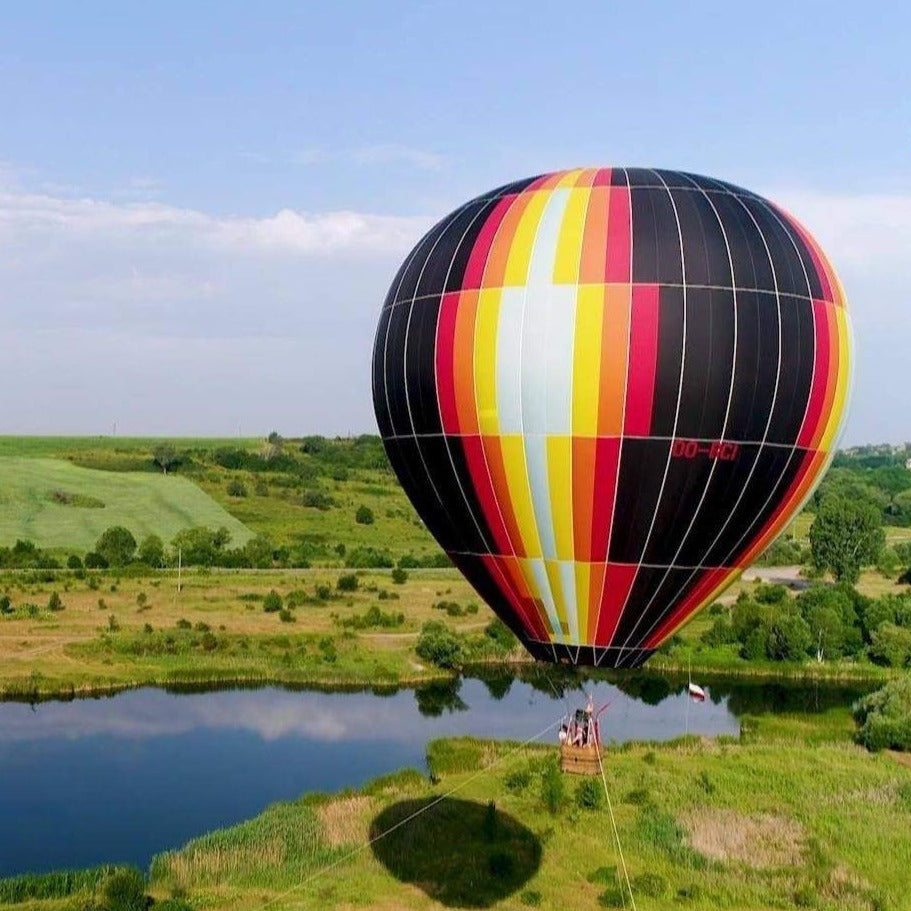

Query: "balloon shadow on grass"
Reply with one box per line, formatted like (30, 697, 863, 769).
(369, 797, 542, 908)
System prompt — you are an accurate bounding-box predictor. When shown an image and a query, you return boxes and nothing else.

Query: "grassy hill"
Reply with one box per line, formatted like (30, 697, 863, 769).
(0, 457, 252, 551)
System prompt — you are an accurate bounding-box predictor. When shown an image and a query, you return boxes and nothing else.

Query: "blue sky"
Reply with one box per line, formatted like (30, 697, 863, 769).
(0, 1, 909, 442)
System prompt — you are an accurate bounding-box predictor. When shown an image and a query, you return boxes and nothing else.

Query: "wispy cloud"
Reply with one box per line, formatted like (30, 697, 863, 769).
(241, 144, 448, 171)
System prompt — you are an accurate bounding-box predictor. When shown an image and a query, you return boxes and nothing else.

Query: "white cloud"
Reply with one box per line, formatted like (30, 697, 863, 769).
(0, 182, 906, 441)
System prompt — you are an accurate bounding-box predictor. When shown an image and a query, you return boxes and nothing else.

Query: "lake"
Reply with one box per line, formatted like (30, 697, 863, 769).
(0, 673, 866, 877)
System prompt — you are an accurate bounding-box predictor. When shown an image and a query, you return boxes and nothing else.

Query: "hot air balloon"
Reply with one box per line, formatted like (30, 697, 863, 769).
(372, 168, 851, 668)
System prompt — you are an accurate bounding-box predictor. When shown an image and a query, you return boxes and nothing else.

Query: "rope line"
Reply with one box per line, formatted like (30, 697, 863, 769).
(255, 715, 564, 910)
(596, 745, 637, 911)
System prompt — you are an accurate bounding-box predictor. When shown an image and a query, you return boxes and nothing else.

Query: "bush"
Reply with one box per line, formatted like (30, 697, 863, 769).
(576, 777, 605, 810)
(85, 551, 109, 569)
(632, 873, 667, 898)
(47, 592, 64, 612)
(355, 504, 375, 525)
(101, 868, 148, 911)
(262, 590, 283, 613)
(415, 620, 464, 668)
(540, 759, 566, 815)
(520, 890, 542, 907)
(67, 554, 83, 570)
(337, 573, 359, 592)
(226, 479, 248, 497)
(853, 678, 911, 751)
(505, 769, 532, 793)
(279, 608, 295, 623)
(391, 567, 408, 584)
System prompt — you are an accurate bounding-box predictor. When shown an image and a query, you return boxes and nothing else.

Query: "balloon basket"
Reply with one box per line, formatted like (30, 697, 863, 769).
(560, 742, 603, 776)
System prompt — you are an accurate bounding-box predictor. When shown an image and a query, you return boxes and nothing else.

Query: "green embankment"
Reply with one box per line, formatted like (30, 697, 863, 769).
(59, 717, 911, 910)
(0, 457, 252, 551)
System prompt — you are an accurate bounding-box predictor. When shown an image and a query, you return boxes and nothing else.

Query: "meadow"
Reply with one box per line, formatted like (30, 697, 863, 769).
(5, 711, 909, 911)
(0, 457, 251, 552)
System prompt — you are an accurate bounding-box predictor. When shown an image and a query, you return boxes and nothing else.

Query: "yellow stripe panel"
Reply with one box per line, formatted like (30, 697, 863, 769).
(575, 562, 591, 647)
(552, 187, 590, 285)
(572, 284, 604, 436)
(555, 168, 584, 189)
(820, 305, 851, 451)
(546, 436, 573, 559)
(503, 190, 551, 286)
(500, 435, 543, 559)
(545, 560, 568, 633)
(474, 289, 501, 435)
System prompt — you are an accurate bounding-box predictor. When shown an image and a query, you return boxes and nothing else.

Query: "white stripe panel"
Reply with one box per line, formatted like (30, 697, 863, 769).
(521, 188, 570, 563)
(545, 286, 577, 433)
(496, 287, 525, 434)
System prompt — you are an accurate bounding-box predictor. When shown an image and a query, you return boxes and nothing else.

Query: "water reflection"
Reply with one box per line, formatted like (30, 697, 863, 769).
(0, 673, 868, 877)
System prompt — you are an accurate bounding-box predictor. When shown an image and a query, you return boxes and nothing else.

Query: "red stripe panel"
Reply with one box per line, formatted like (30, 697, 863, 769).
(797, 300, 830, 447)
(589, 437, 621, 562)
(435, 292, 460, 434)
(594, 562, 638, 646)
(783, 208, 834, 303)
(592, 167, 613, 188)
(463, 195, 514, 290)
(480, 555, 548, 642)
(461, 435, 514, 555)
(605, 185, 631, 282)
(644, 566, 731, 649)
(623, 285, 660, 436)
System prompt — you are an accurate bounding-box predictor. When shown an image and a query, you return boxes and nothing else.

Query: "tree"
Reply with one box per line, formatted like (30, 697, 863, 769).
(95, 526, 137, 567)
(137, 534, 165, 567)
(809, 496, 885, 583)
(853, 678, 911, 751)
(415, 620, 464, 668)
(171, 526, 231, 566)
(152, 444, 179, 474)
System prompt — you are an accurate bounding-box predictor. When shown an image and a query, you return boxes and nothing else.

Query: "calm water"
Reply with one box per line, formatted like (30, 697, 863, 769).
(0, 674, 865, 876)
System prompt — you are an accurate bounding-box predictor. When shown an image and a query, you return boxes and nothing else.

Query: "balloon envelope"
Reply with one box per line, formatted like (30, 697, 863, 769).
(372, 168, 851, 667)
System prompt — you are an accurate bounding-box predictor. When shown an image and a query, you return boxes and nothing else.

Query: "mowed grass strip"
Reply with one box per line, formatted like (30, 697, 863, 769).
(0, 457, 252, 550)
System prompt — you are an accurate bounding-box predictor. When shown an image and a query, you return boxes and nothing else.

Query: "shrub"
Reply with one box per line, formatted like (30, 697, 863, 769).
(415, 620, 464, 668)
(355, 504, 375, 525)
(318, 637, 338, 663)
(505, 769, 531, 792)
(47, 592, 64, 612)
(226, 479, 248, 497)
(632, 873, 667, 898)
(101, 868, 148, 911)
(520, 890, 542, 907)
(576, 777, 605, 810)
(279, 608, 295, 623)
(85, 551, 109, 569)
(391, 567, 408, 584)
(137, 535, 165, 567)
(337, 573, 359, 592)
(108, 614, 120, 632)
(540, 759, 566, 815)
(853, 678, 911, 751)
(263, 590, 283, 613)
(315, 584, 331, 600)
(67, 554, 83, 570)
(176, 618, 191, 629)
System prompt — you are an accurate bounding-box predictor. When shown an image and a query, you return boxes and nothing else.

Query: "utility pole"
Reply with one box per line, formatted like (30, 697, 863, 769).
(177, 547, 182, 594)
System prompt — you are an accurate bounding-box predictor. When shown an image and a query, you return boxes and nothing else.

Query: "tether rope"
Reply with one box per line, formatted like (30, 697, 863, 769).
(596, 744, 637, 911)
(255, 714, 564, 910)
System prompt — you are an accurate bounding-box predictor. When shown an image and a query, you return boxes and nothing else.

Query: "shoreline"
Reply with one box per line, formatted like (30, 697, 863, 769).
(0, 654, 890, 702)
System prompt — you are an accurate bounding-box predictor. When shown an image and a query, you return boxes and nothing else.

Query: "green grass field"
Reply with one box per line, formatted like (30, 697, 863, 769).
(0, 457, 252, 551)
